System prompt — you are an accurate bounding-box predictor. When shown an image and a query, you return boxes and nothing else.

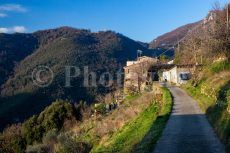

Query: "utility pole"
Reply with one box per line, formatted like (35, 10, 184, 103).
(137, 50, 142, 61)
(153, 40, 157, 58)
(178, 41, 180, 53)
(154, 39, 157, 49)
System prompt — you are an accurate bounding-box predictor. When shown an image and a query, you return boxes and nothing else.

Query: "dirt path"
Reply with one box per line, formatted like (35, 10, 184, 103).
(153, 85, 226, 153)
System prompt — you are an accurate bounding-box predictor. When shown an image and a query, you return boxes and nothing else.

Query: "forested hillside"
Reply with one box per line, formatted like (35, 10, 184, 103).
(0, 33, 38, 86)
(0, 27, 157, 130)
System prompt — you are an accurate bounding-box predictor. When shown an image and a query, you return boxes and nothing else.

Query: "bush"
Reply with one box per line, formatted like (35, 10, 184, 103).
(227, 90, 230, 103)
(25, 129, 58, 153)
(26, 144, 52, 153)
(0, 124, 26, 153)
(74, 101, 91, 120)
(42, 129, 58, 144)
(57, 133, 91, 153)
(22, 100, 78, 145)
(22, 115, 45, 145)
(38, 100, 77, 132)
(210, 61, 230, 73)
(94, 103, 106, 114)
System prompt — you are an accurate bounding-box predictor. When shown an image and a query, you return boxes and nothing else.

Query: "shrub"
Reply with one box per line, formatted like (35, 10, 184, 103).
(57, 133, 91, 153)
(22, 115, 44, 145)
(38, 100, 77, 132)
(94, 103, 106, 114)
(42, 129, 58, 144)
(0, 124, 26, 153)
(74, 101, 91, 120)
(22, 100, 78, 145)
(210, 61, 230, 73)
(25, 129, 58, 153)
(227, 90, 230, 103)
(26, 143, 52, 153)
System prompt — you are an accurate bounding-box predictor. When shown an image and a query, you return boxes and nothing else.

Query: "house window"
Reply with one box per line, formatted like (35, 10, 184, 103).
(179, 73, 190, 80)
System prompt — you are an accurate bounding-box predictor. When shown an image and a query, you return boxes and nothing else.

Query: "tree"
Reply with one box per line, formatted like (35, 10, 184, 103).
(0, 124, 26, 153)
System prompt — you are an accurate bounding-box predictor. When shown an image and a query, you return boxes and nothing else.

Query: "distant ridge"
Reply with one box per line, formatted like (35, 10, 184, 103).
(149, 21, 202, 49)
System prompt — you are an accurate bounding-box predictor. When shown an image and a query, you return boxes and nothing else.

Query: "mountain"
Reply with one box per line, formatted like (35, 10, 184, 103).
(149, 21, 202, 49)
(0, 27, 155, 130)
(136, 41, 149, 48)
(0, 33, 38, 86)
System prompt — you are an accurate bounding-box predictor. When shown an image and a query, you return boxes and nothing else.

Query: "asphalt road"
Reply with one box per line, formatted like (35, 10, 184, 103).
(153, 85, 226, 153)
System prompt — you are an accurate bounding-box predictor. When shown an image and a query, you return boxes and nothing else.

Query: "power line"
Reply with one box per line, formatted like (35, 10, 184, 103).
(157, 22, 203, 58)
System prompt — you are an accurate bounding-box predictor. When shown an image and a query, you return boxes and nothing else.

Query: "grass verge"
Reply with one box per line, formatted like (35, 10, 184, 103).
(92, 87, 172, 153)
(183, 74, 230, 152)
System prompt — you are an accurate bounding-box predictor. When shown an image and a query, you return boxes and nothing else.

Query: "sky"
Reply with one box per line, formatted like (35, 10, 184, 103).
(0, 0, 229, 42)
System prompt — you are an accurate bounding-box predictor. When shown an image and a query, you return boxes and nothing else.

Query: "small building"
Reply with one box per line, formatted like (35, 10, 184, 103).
(124, 56, 159, 94)
(167, 60, 174, 65)
(162, 65, 193, 85)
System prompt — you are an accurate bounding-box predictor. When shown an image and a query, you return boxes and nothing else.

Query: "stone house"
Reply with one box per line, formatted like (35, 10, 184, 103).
(124, 56, 159, 94)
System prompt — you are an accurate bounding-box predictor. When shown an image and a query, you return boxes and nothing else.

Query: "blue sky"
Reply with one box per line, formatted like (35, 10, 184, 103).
(0, 0, 229, 42)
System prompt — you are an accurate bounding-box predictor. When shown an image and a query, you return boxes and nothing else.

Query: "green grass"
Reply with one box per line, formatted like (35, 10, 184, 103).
(183, 83, 214, 111)
(124, 94, 140, 102)
(92, 88, 172, 153)
(133, 87, 172, 153)
(161, 87, 173, 116)
(209, 61, 230, 74)
(183, 64, 230, 153)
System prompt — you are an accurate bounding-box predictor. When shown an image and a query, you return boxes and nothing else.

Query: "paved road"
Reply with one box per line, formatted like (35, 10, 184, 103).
(153, 85, 226, 153)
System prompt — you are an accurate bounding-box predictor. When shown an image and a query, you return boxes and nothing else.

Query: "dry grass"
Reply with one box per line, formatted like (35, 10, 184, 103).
(201, 71, 230, 99)
(70, 87, 161, 148)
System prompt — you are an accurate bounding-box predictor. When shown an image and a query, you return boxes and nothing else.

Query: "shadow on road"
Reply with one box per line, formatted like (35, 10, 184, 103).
(133, 113, 226, 153)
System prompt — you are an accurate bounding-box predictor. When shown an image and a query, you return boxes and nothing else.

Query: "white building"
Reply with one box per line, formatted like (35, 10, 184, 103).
(162, 66, 191, 85)
(167, 60, 174, 65)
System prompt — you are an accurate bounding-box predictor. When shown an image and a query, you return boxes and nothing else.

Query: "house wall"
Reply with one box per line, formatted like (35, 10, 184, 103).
(162, 66, 192, 85)
(176, 68, 191, 84)
(124, 56, 159, 94)
(170, 67, 178, 84)
(127, 61, 138, 66)
(162, 71, 170, 81)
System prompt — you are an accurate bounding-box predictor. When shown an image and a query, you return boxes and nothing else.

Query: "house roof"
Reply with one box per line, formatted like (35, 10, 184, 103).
(124, 56, 159, 69)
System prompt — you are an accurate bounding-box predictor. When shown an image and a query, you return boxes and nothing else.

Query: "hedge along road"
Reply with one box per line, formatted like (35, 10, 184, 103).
(153, 84, 226, 153)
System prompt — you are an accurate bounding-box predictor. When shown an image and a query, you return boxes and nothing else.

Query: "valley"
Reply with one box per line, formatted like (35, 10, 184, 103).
(0, 1, 230, 153)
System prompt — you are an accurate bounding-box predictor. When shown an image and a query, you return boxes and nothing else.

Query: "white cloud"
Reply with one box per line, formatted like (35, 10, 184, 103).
(0, 28, 9, 33)
(13, 26, 26, 33)
(0, 4, 27, 12)
(0, 4, 26, 18)
(0, 26, 27, 33)
(0, 13, 7, 18)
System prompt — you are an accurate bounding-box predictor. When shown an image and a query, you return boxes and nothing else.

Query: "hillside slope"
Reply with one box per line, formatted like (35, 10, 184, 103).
(0, 33, 38, 86)
(184, 61, 230, 152)
(149, 21, 201, 49)
(0, 27, 153, 130)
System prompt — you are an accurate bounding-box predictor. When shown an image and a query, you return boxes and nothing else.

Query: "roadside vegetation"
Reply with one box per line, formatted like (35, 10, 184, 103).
(174, 4, 230, 152)
(0, 87, 172, 153)
(184, 61, 230, 152)
(0, 28, 153, 131)
(92, 87, 172, 153)
(0, 100, 89, 153)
